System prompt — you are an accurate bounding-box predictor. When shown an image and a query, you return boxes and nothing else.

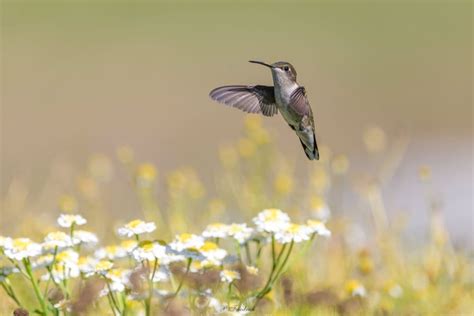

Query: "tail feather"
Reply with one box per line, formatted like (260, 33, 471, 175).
(296, 129, 319, 160)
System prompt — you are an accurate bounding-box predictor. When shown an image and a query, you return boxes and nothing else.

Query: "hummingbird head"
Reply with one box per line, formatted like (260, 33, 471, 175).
(249, 60, 298, 86)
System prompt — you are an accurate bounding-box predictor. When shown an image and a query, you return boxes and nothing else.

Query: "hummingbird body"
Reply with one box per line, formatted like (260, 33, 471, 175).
(209, 61, 319, 160)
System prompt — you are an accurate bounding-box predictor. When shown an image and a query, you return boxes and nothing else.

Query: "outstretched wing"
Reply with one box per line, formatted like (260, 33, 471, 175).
(289, 86, 319, 160)
(209, 85, 278, 117)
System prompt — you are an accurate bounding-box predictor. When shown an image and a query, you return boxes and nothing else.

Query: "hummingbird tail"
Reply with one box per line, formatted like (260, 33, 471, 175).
(296, 129, 319, 160)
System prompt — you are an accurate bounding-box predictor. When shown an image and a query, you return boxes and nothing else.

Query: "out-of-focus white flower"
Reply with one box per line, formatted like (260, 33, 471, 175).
(208, 297, 225, 313)
(43, 231, 76, 252)
(120, 240, 138, 253)
(57, 214, 87, 228)
(132, 241, 167, 261)
(104, 268, 131, 293)
(169, 233, 205, 252)
(387, 282, 403, 298)
(43, 263, 80, 283)
(198, 241, 227, 266)
(94, 260, 114, 275)
(307, 220, 331, 237)
(95, 245, 127, 260)
(0, 236, 12, 248)
(220, 270, 240, 283)
(117, 219, 156, 238)
(151, 265, 170, 282)
(202, 223, 229, 239)
(55, 249, 79, 267)
(275, 223, 313, 244)
(227, 223, 254, 244)
(78, 256, 98, 275)
(310, 196, 331, 222)
(32, 254, 55, 269)
(72, 230, 98, 245)
(345, 279, 366, 297)
(0, 266, 20, 281)
(3, 238, 42, 260)
(40, 249, 80, 282)
(246, 265, 258, 276)
(253, 209, 290, 233)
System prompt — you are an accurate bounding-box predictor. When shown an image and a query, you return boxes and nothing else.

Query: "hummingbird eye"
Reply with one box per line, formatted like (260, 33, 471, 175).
(283, 66, 290, 72)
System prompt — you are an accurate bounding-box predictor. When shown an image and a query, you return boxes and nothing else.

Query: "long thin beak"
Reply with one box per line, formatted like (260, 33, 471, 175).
(249, 60, 273, 68)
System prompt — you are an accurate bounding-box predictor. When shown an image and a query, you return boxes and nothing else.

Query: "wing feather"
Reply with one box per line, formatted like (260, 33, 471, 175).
(209, 85, 278, 116)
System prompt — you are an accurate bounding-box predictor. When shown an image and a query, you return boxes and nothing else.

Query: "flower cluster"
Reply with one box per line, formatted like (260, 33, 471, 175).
(0, 210, 330, 315)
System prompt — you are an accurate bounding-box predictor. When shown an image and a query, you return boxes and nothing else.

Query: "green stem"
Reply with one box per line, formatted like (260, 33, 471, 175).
(145, 259, 158, 316)
(270, 240, 294, 284)
(245, 243, 252, 265)
(252, 240, 294, 309)
(104, 279, 121, 315)
(24, 258, 48, 315)
(172, 258, 192, 297)
(1, 281, 23, 306)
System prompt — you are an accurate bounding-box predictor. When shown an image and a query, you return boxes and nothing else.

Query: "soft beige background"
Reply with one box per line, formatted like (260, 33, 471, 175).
(1, 2, 472, 244)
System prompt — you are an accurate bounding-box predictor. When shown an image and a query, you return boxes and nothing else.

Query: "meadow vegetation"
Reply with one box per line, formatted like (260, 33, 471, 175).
(1, 117, 472, 315)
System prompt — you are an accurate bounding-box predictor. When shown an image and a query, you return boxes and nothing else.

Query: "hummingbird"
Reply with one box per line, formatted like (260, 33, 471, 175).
(209, 60, 319, 160)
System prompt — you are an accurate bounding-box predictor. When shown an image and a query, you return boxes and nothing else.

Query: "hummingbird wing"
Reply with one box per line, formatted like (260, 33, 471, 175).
(288, 87, 319, 160)
(209, 85, 278, 117)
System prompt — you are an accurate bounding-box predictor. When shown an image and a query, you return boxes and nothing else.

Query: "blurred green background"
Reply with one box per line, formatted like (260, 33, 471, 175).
(1, 1, 472, 245)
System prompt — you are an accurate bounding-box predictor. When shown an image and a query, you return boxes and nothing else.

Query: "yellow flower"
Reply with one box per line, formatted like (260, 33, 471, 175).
(331, 154, 350, 175)
(311, 166, 330, 193)
(136, 163, 157, 186)
(88, 154, 113, 182)
(419, 165, 432, 182)
(238, 138, 256, 158)
(345, 279, 366, 297)
(274, 173, 294, 195)
(218, 145, 238, 168)
(116, 146, 135, 164)
(363, 126, 387, 153)
(58, 195, 78, 213)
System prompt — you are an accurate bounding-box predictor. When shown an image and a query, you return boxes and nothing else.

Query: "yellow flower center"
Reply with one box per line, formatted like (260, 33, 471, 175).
(127, 220, 144, 229)
(200, 241, 218, 252)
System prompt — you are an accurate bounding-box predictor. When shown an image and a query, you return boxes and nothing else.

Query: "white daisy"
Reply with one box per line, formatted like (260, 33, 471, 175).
(95, 245, 127, 260)
(43, 231, 76, 252)
(197, 241, 227, 266)
(227, 223, 254, 244)
(132, 241, 167, 262)
(275, 224, 313, 244)
(307, 220, 331, 237)
(220, 269, 240, 283)
(3, 238, 42, 260)
(72, 230, 98, 245)
(94, 260, 114, 275)
(253, 209, 290, 233)
(117, 219, 156, 238)
(202, 223, 229, 239)
(169, 233, 205, 252)
(78, 256, 98, 275)
(57, 214, 87, 228)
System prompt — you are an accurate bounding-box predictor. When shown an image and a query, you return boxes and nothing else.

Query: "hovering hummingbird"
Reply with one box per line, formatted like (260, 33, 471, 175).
(209, 60, 319, 160)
